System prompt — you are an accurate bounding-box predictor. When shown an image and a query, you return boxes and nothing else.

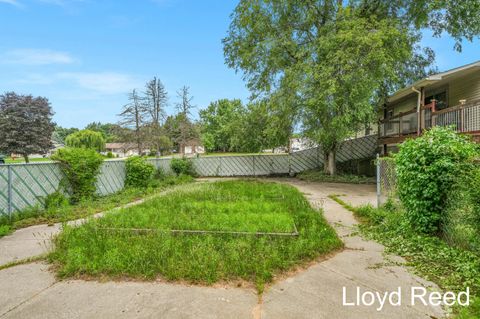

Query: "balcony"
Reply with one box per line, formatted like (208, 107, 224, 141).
(379, 99, 480, 144)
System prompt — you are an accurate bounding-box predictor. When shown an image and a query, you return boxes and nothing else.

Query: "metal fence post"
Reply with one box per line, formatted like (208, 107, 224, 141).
(376, 153, 381, 208)
(7, 165, 13, 218)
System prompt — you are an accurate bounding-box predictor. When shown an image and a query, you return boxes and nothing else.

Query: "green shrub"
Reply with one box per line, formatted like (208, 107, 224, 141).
(153, 167, 167, 180)
(106, 151, 114, 158)
(395, 127, 477, 234)
(0, 225, 12, 237)
(52, 147, 104, 202)
(125, 156, 155, 188)
(170, 158, 196, 176)
(444, 164, 480, 253)
(65, 129, 105, 151)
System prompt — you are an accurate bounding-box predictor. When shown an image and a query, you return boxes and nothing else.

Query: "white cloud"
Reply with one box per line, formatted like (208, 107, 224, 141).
(0, 0, 21, 6)
(57, 72, 140, 94)
(14, 73, 55, 85)
(2, 49, 75, 65)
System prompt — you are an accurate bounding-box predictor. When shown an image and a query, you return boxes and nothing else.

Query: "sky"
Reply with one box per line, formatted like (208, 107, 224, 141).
(0, 0, 479, 128)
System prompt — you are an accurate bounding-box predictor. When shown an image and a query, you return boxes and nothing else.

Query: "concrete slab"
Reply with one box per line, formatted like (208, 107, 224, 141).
(260, 178, 445, 319)
(0, 224, 58, 265)
(0, 262, 56, 317)
(0, 178, 446, 318)
(0, 263, 257, 319)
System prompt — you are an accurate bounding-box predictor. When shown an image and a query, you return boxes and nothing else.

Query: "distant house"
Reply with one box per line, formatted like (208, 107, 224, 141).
(379, 60, 480, 155)
(179, 139, 205, 156)
(289, 137, 317, 152)
(104, 143, 141, 158)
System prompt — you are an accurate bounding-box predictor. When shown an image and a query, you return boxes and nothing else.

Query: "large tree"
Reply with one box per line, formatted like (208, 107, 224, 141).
(118, 89, 148, 154)
(175, 86, 197, 151)
(0, 92, 55, 162)
(53, 126, 79, 144)
(199, 99, 245, 152)
(85, 122, 122, 142)
(65, 129, 106, 151)
(145, 77, 168, 126)
(223, 0, 480, 174)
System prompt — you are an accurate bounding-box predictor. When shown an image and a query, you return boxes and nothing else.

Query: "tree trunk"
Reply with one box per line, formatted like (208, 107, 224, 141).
(23, 154, 29, 163)
(327, 150, 336, 175)
(323, 150, 336, 175)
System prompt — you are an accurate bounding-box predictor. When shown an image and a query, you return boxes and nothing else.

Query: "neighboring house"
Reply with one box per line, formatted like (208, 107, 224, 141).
(46, 141, 65, 157)
(379, 60, 480, 155)
(289, 137, 317, 152)
(11, 140, 64, 159)
(179, 139, 205, 156)
(104, 143, 141, 158)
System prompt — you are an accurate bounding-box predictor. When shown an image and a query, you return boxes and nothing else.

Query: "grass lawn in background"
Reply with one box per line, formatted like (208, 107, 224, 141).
(50, 180, 341, 292)
(4, 157, 53, 164)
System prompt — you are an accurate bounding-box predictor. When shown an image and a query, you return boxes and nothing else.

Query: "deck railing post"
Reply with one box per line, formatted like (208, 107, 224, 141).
(376, 154, 381, 208)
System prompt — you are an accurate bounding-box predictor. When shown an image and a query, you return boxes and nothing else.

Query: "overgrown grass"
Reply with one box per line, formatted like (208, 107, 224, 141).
(0, 174, 193, 237)
(333, 196, 480, 318)
(297, 170, 375, 184)
(50, 180, 342, 293)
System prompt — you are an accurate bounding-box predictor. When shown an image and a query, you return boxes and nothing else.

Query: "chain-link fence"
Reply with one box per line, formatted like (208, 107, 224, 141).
(376, 156, 397, 207)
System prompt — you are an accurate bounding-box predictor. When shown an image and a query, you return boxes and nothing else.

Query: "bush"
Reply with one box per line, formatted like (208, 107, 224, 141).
(65, 129, 105, 152)
(43, 191, 70, 218)
(52, 147, 104, 202)
(170, 158, 196, 176)
(395, 127, 477, 234)
(106, 151, 114, 158)
(153, 167, 167, 180)
(444, 164, 480, 253)
(125, 156, 155, 188)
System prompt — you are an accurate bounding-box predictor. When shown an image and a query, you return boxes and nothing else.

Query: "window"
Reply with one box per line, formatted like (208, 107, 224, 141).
(385, 109, 394, 131)
(425, 91, 448, 110)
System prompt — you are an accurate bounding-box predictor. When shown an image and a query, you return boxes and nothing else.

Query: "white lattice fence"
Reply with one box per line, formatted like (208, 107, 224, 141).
(0, 166, 10, 214)
(0, 135, 378, 214)
(96, 160, 126, 195)
(337, 135, 378, 162)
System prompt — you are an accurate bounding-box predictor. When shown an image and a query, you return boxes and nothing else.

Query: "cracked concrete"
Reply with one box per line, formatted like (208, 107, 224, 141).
(0, 178, 445, 318)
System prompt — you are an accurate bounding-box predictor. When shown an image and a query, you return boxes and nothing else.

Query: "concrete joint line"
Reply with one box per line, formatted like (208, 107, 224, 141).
(0, 281, 58, 318)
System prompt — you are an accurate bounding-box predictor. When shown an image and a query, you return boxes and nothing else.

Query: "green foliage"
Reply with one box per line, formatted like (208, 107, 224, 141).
(53, 126, 79, 144)
(65, 129, 106, 152)
(200, 98, 291, 153)
(444, 164, 480, 253)
(342, 201, 480, 315)
(0, 174, 194, 236)
(52, 147, 104, 202)
(224, 2, 419, 174)
(85, 122, 121, 143)
(170, 158, 196, 176)
(298, 170, 375, 184)
(0, 225, 12, 237)
(458, 298, 480, 319)
(106, 151, 114, 158)
(125, 156, 155, 188)
(50, 181, 342, 291)
(395, 127, 477, 234)
(43, 191, 70, 219)
(0, 92, 55, 162)
(199, 99, 245, 152)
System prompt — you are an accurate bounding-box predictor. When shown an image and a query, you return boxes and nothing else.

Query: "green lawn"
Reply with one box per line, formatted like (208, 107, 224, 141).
(4, 157, 53, 164)
(50, 180, 341, 292)
(201, 152, 285, 157)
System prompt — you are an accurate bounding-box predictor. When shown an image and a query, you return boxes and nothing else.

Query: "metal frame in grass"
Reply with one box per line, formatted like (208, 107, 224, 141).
(94, 223, 299, 238)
